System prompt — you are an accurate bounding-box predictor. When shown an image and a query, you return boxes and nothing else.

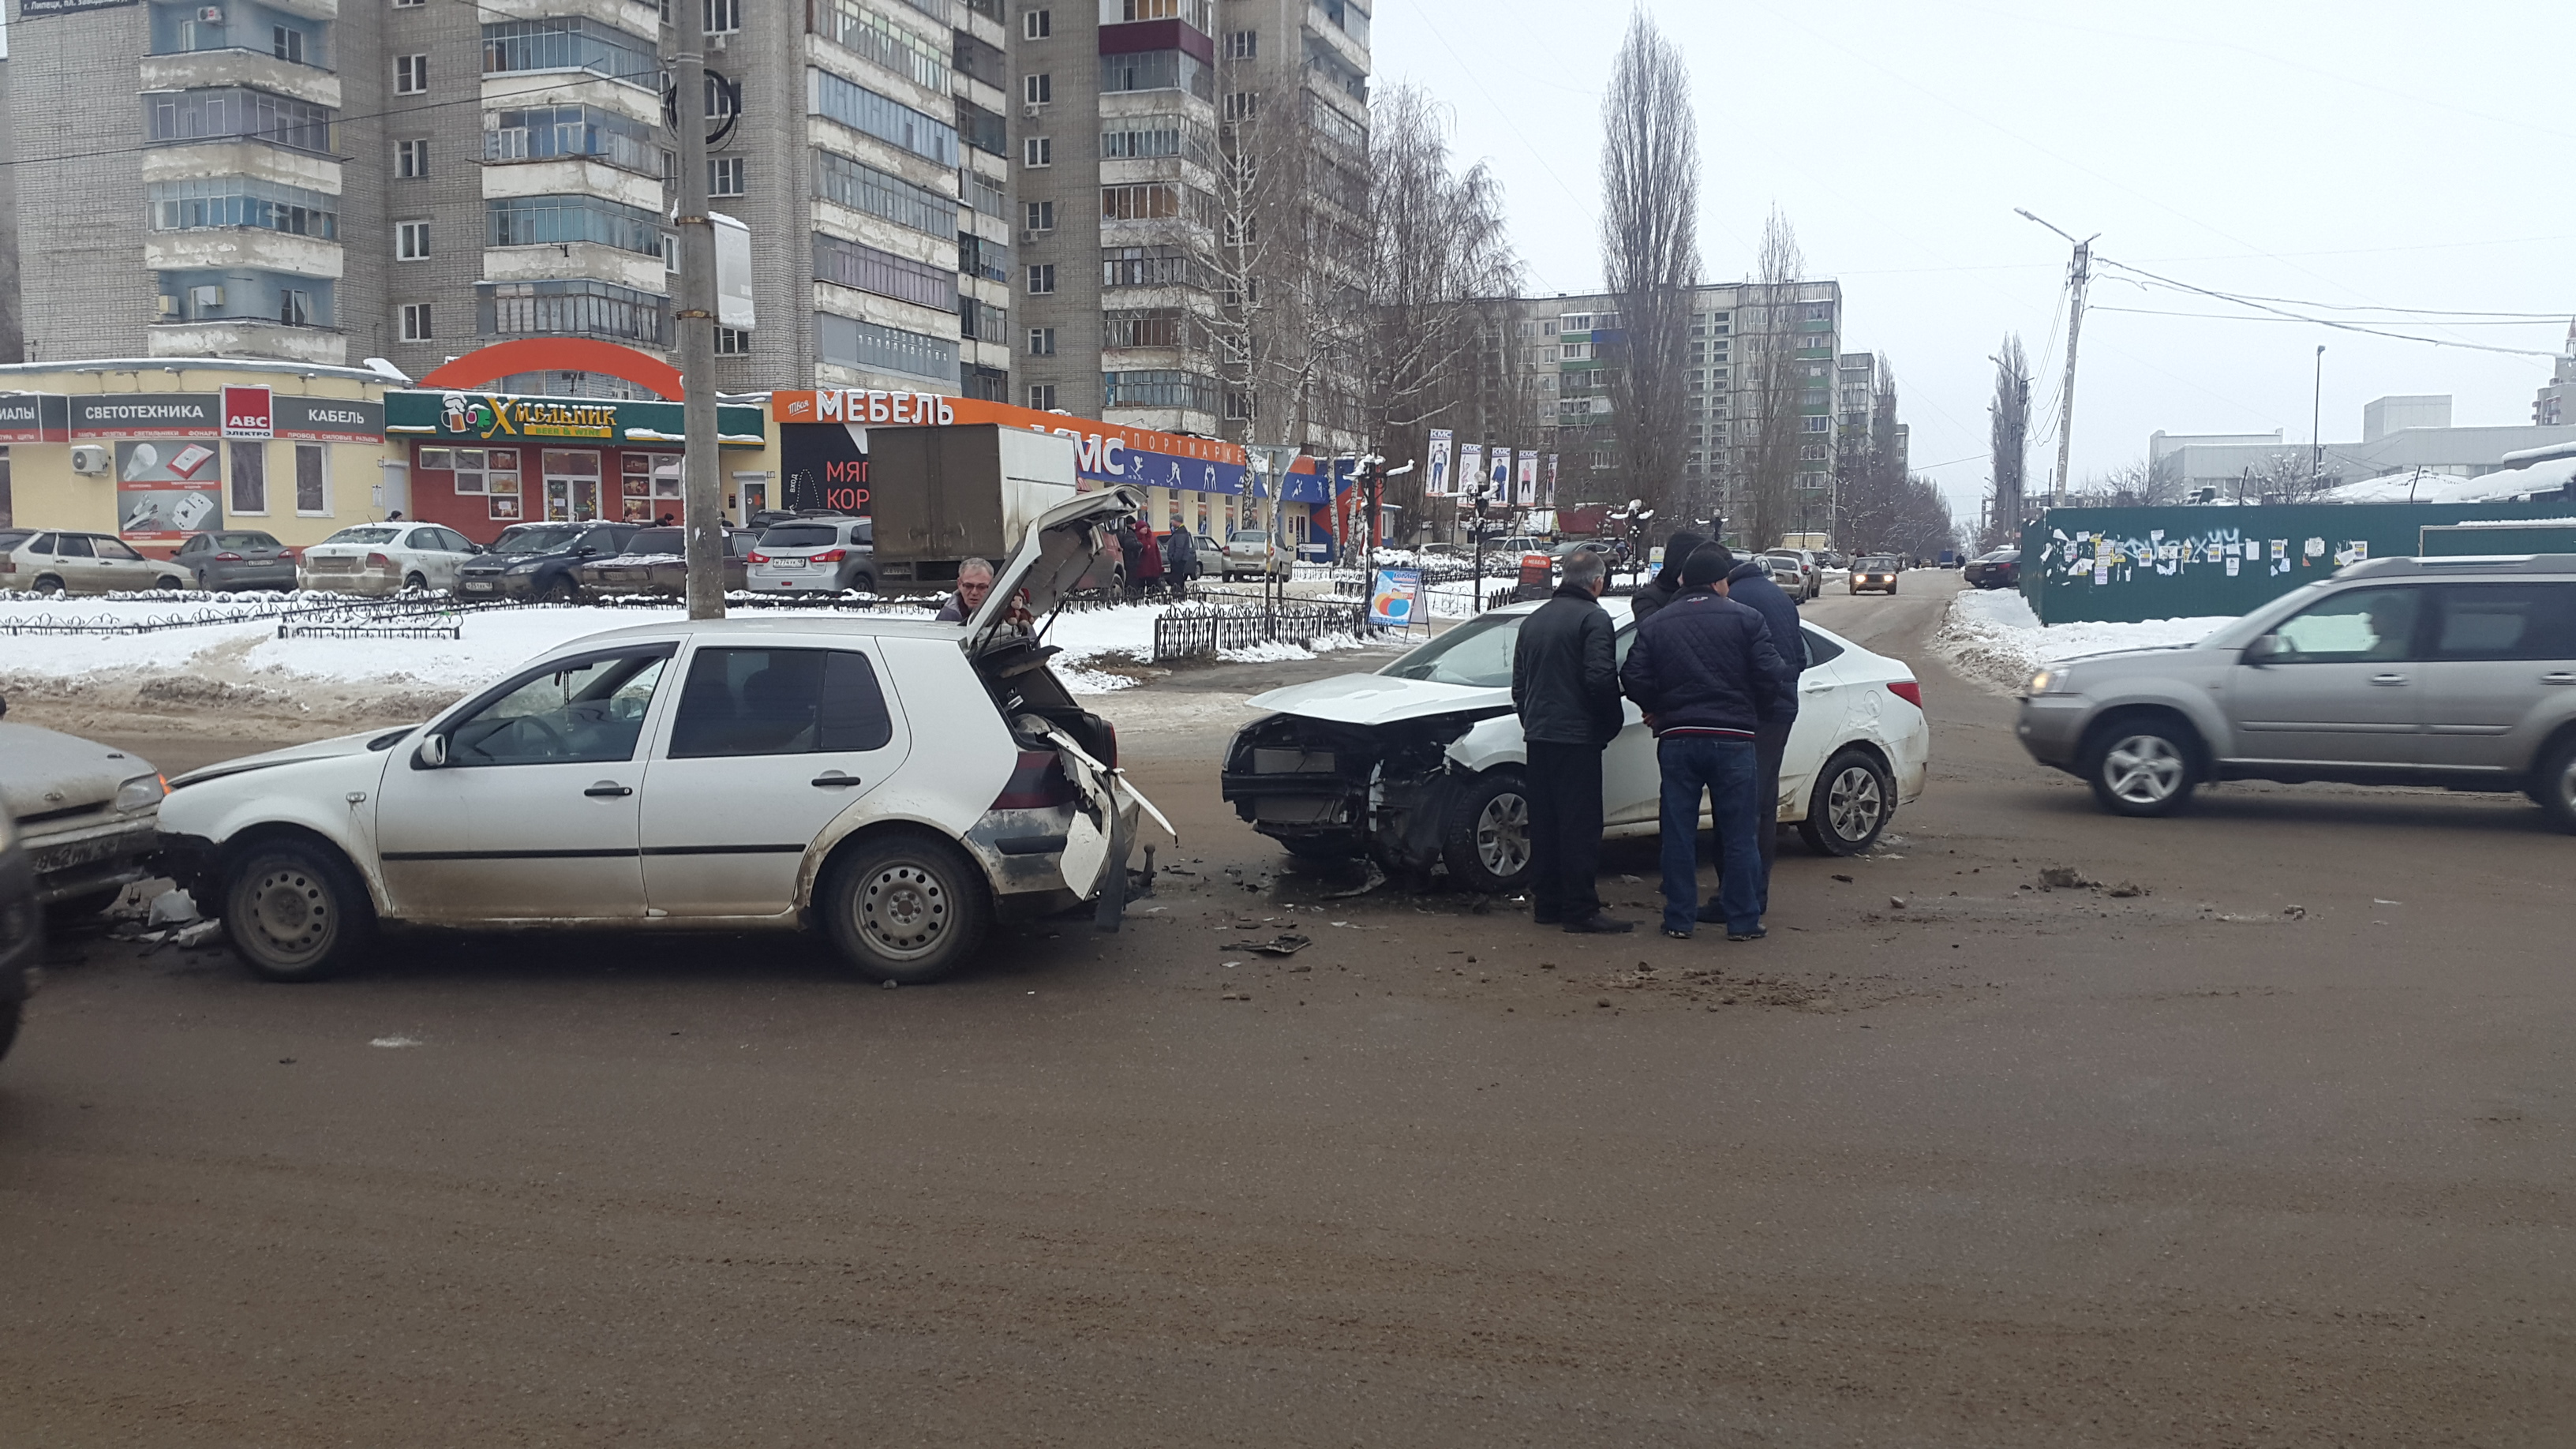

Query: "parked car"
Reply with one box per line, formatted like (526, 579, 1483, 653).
(0, 699, 166, 919)
(174, 529, 298, 592)
(1848, 555, 1902, 595)
(747, 516, 877, 594)
(1964, 548, 2023, 590)
(1221, 599, 1930, 888)
(0, 804, 33, 1064)
(455, 521, 639, 602)
(2019, 554, 2576, 826)
(575, 526, 755, 597)
(155, 489, 1167, 986)
(0, 530, 190, 594)
(1762, 549, 1823, 601)
(298, 522, 482, 595)
(1222, 529, 1293, 581)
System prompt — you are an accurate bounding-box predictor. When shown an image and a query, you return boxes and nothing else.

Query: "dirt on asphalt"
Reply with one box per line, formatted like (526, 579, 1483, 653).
(2, 575, 2570, 1446)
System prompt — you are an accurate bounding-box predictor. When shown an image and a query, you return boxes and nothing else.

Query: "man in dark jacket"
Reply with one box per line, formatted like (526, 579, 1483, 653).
(1717, 552, 1805, 925)
(1510, 549, 1631, 934)
(1164, 525, 1197, 586)
(1619, 546, 1798, 940)
(1627, 530, 1703, 626)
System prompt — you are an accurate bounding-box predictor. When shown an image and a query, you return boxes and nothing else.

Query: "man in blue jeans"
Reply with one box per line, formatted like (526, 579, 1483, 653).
(1617, 546, 1799, 940)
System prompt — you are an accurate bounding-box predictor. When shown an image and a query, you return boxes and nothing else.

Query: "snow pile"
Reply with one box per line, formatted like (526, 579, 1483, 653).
(1936, 589, 2235, 691)
(1215, 632, 1379, 665)
(2318, 455, 2576, 505)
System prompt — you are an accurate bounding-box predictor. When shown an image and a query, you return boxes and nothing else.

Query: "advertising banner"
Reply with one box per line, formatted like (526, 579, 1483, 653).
(1518, 451, 1538, 502)
(1458, 444, 1484, 500)
(780, 423, 871, 515)
(1369, 567, 1421, 628)
(1491, 447, 1515, 504)
(1425, 429, 1455, 496)
(0, 393, 69, 444)
(222, 385, 274, 440)
(71, 393, 219, 440)
(115, 440, 224, 541)
(275, 395, 384, 442)
(1545, 453, 1559, 508)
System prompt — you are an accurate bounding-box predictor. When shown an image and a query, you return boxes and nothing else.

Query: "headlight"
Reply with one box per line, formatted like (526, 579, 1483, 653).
(506, 559, 544, 575)
(2027, 667, 2073, 695)
(115, 773, 168, 814)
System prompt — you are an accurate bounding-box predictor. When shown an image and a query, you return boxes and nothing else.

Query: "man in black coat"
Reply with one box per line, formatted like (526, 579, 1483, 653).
(1510, 549, 1632, 934)
(1715, 550, 1806, 924)
(1627, 530, 1704, 626)
(1619, 546, 1798, 940)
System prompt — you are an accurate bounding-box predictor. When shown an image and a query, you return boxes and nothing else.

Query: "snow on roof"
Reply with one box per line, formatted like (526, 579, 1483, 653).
(2316, 453, 2576, 505)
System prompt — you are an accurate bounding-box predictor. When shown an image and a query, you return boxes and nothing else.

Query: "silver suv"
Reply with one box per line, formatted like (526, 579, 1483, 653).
(2017, 555, 2576, 829)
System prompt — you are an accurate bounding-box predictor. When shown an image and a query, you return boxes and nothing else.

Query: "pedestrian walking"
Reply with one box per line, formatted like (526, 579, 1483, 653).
(1164, 526, 1197, 594)
(1511, 549, 1632, 934)
(1627, 530, 1705, 625)
(1720, 549, 1806, 924)
(1618, 545, 1798, 941)
(1134, 522, 1166, 600)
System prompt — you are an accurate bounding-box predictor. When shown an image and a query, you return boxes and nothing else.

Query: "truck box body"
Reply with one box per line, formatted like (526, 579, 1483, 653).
(867, 425, 1080, 590)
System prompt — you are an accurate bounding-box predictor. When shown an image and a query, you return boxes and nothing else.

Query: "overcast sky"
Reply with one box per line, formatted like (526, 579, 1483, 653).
(1376, 0, 2576, 524)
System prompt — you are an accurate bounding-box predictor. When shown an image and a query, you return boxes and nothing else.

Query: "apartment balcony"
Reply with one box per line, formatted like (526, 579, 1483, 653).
(483, 240, 668, 294)
(476, 0, 660, 35)
(148, 318, 347, 365)
(145, 228, 343, 279)
(1303, 2, 1370, 74)
(481, 156, 665, 212)
(141, 50, 342, 108)
(142, 141, 341, 193)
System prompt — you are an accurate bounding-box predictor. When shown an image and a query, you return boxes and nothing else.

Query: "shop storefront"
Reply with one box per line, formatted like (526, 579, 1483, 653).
(772, 390, 1331, 541)
(0, 360, 391, 554)
(385, 390, 769, 544)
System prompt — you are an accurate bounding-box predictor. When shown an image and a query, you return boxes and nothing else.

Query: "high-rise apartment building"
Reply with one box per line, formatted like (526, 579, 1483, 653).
(0, 0, 1011, 402)
(1008, 0, 1369, 459)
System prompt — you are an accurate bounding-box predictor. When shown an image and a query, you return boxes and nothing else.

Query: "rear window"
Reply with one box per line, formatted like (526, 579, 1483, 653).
(623, 528, 685, 554)
(323, 526, 402, 545)
(1231, 530, 1268, 543)
(212, 532, 276, 549)
(759, 524, 843, 549)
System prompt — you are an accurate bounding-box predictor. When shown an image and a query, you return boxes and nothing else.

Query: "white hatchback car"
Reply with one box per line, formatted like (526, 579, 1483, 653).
(297, 522, 481, 595)
(1221, 599, 1930, 889)
(158, 490, 1169, 984)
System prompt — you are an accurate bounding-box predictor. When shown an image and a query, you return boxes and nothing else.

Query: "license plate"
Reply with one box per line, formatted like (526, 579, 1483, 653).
(462, 581, 494, 592)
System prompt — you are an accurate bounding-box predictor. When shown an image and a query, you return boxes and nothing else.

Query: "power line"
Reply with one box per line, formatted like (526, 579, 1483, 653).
(2095, 305, 2570, 329)
(2094, 256, 2568, 358)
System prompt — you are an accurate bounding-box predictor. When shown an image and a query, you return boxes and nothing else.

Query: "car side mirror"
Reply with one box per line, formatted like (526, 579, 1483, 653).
(2243, 634, 2281, 665)
(415, 734, 448, 768)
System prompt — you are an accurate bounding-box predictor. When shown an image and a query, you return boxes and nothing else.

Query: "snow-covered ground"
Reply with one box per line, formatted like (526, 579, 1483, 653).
(1935, 588, 2236, 691)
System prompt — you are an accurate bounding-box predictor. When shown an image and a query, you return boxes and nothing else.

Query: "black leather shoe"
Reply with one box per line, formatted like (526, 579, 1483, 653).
(1726, 927, 1768, 942)
(1563, 915, 1635, 934)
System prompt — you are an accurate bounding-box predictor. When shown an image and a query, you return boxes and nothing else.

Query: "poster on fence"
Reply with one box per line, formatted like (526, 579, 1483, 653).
(1370, 567, 1422, 628)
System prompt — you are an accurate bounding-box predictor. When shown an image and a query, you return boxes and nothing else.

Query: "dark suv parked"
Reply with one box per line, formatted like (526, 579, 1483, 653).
(455, 522, 638, 602)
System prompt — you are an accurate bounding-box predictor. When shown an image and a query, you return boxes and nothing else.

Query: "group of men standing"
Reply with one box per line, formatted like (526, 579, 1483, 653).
(1509, 536, 1803, 940)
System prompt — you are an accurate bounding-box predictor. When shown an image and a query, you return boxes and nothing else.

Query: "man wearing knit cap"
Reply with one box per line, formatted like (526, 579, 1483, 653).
(1618, 545, 1799, 940)
(1627, 530, 1703, 626)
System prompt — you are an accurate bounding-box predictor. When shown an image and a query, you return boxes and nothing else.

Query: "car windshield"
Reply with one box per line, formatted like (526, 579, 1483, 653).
(622, 528, 685, 554)
(323, 526, 402, 545)
(487, 525, 586, 555)
(759, 524, 842, 549)
(1861, 556, 1896, 569)
(1380, 611, 1525, 687)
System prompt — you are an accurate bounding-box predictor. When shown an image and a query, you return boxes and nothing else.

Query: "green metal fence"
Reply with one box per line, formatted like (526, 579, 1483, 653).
(2016, 499, 2576, 624)
(2419, 522, 2576, 556)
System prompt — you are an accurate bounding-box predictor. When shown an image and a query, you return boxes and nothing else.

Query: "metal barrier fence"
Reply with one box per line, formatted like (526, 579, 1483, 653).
(1151, 601, 1372, 661)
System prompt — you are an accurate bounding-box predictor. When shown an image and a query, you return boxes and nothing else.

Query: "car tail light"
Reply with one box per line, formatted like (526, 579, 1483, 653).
(811, 549, 846, 564)
(366, 552, 394, 571)
(1887, 680, 1923, 709)
(213, 552, 245, 561)
(747, 551, 769, 564)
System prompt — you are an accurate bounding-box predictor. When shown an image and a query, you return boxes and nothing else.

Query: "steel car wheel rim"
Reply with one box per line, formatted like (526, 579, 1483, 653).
(2105, 735, 2185, 804)
(247, 868, 332, 964)
(1476, 792, 1532, 877)
(856, 861, 950, 961)
(1827, 766, 1885, 841)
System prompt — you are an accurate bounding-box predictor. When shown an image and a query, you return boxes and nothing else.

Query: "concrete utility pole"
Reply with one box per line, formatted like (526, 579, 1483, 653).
(670, 0, 723, 620)
(2310, 345, 2327, 483)
(2019, 209, 2097, 508)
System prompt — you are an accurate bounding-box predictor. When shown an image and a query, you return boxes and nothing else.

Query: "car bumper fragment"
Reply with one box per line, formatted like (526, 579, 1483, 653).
(2016, 696, 2091, 770)
(25, 814, 160, 905)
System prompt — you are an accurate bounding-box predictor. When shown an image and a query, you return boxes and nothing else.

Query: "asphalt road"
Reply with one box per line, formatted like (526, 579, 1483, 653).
(5, 575, 2570, 1446)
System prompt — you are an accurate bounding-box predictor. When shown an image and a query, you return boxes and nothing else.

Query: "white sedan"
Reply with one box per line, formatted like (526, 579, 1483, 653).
(157, 490, 1170, 984)
(296, 522, 481, 595)
(1220, 599, 1929, 890)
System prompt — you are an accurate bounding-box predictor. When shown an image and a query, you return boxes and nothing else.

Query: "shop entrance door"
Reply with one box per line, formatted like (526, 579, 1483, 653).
(541, 450, 603, 521)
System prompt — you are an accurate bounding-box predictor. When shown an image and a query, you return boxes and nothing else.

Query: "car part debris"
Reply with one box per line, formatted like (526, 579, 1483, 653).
(1224, 934, 1312, 957)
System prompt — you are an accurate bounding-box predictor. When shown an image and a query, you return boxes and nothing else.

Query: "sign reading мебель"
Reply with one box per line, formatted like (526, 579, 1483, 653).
(116, 440, 224, 542)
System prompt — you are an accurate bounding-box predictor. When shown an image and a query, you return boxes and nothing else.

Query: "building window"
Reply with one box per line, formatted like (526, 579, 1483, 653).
(230, 442, 267, 513)
(399, 302, 433, 340)
(1102, 245, 1209, 290)
(1026, 263, 1055, 294)
(819, 0, 951, 92)
(1225, 28, 1256, 58)
(1028, 384, 1057, 411)
(395, 53, 428, 93)
(709, 155, 746, 196)
(1103, 308, 1189, 349)
(444, 447, 521, 497)
(270, 24, 306, 63)
(148, 178, 337, 238)
(1024, 73, 1052, 106)
(716, 326, 752, 354)
(958, 294, 1007, 342)
(279, 288, 314, 326)
(815, 311, 960, 383)
(145, 88, 337, 152)
(959, 231, 1011, 283)
(395, 137, 429, 178)
(1028, 328, 1056, 356)
(1100, 182, 1208, 223)
(813, 233, 958, 312)
(1800, 444, 1828, 462)
(1099, 50, 1211, 99)
(1806, 303, 1833, 323)
(812, 149, 958, 238)
(1223, 92, 1256, 121)
(397, 219, 430, 260)
(392, 0, 425, 8)
(480, 279, 672, 345)
(704, 0, 740, 34)
(1103, 369, 1218, 413)
(1023, 9, 1050, 39)
(1803, 416, 1830, 434)
(811, 69, 960, 165)
(294, 442, 329, 515)
(1223, 391, 1250, 419)
(480, 18, 658, 87)
(488, 194, 665, 256)
(1025, 200, 1055, 232)
(1023, 135, 1052, 167)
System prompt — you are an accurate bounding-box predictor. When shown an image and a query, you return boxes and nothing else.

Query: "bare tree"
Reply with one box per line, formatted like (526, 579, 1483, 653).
(1740, 207, 1807, 549)
(1986, 333, 2031, 547)
(1598, 9, 1700, 530)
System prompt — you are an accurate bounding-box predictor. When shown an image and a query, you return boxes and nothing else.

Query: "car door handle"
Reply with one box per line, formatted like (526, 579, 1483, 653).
(584, 781, 634, 798)
(1801, 680, 1833, 692)
(2544, 672, 2576, 686)
(2369, 673, 2409, 686)
(811, 772, 864, 788)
